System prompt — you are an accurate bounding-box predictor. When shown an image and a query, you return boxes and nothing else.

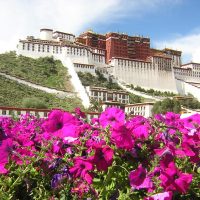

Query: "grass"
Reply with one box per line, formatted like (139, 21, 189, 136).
(0, 75, 83, 111)
(0, 51, 73, 91)
(77, 71, 121, 90)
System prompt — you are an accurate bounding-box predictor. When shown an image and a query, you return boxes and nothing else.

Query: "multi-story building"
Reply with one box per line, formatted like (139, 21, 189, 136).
(125, 102, 154, 118)
(127, 36, 150, 61)
(163, 48, 182, 67)
(86, 86, 130, 104)
(18, 28, 106, 67)
(76, 30, 106, 49)
(99, 102, 154, 118)
(19, 28, 200, 103)
(106, 32, 128, 62)
(77, 31, 151, 62)
(174, 62, 200, 83)
(101, 101, 126, 111)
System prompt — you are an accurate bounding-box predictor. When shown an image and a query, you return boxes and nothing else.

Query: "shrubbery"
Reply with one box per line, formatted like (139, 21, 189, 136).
(129, 85, 176, 97)
(77, 71, 121, 90)
(152, 98, 181, 114)
(179, 98, 200, 110)
(22, 97, 48, 109)
(0, 108, 199, 199)
(0, 52, 72, 91)
(0, 76, 83, 111)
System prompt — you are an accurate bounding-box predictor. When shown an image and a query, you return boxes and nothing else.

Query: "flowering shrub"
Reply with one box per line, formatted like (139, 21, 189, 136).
(0, 108, 199, 199)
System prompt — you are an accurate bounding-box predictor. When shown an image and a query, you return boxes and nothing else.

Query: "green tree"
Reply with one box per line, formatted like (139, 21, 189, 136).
(129, 93, 142, 104)
(88, 98, 103, 112)
(152, 98, 181, 114)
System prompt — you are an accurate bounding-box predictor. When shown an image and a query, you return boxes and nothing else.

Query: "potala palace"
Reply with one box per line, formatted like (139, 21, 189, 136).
(17, 28, 200, 108)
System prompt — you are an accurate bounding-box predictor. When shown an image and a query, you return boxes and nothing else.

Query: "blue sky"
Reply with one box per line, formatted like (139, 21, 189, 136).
(0, 0, 199, 63)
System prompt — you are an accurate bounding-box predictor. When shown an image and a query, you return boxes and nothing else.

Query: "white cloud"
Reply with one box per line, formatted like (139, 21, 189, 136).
(156, 32, 200, 63)
(0, 0, 182, 53)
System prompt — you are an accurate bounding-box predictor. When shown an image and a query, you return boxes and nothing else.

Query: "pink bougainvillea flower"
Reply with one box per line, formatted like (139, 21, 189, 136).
(180, 113, 200, 129)
(0, 126, 7, 141)
(0, 117, 14, 138)
(129, 164, 153, 190)
(86, 130, 106, 149)
(75, 107, 86, 118)
(71, 181, 90, 198)
(12, 146, 36, 165)
(159, 154, 174, 169)
(70, 157, 94, 184)
(154, 142, 178, 158)
(175, 142, 196, 158)
(175, 172, 193, 194)
(59, 124, 79, 138)
(165, 112, 180, 126)
(111, 124, 134, 150)
(91, 117, 99, 125)
(99, 107, 125, 128)
(43, 110, 78, 133)
(127, 116, 151, 140)
(159, 161, 193, 193)
(145, 191, 173, 200)
(92, 146, 114, 171)
(43, 110, 81, 139)
(0, 138, 13, 174)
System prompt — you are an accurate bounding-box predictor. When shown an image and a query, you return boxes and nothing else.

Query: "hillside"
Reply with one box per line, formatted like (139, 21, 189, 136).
(77, 71, 121, 90)
(0, 75, 83, 111)
(0, 52, 73, 91)
(77, 71, 143, 104)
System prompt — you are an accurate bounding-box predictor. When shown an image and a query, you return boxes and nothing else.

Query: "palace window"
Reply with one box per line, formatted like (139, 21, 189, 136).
(22, 43, 25, 50)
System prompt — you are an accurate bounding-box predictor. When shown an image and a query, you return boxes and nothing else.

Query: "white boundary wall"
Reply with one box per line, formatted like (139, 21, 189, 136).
(176, 79, 200, 101)
(58, 57, 90, 108)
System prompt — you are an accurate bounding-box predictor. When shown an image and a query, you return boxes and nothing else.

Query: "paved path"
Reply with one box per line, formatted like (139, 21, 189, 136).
(0, 72, 76, 99)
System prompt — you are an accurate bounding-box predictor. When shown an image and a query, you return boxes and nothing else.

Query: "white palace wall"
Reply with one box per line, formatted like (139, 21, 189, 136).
(176, 79, 200, 101)
(17, 42, 106, 67)
(110, 58, 178, 93)
(57, 57, 91, 108)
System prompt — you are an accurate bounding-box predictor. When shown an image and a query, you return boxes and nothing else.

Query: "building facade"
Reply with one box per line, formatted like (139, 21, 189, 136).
(17, 28, 200, 101)
(174, 62, 200, 83)
(125, 102, 154, 118)
(86, 86, 130, 104)
(110, 56, 177, 93)
(77, 31, 151, 63)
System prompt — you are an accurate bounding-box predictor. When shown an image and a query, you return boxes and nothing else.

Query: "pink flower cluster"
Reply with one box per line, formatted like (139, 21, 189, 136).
(0, 108, 199, 199)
